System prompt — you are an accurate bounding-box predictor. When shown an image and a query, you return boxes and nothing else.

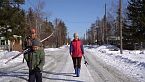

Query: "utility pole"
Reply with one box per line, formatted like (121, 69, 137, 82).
(86, 29, 88, 44)
(102, 20, 104, 45)
(93, 24, 96, 43)
(102, 4, 107, 45)
(96, 25, 99, 45)
(119, 0, 123, 54)
(104, 3, 107, 44)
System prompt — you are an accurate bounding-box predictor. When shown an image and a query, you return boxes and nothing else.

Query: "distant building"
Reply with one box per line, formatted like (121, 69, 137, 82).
(108, 36, 120, 45)
(0, 35, 22, 51)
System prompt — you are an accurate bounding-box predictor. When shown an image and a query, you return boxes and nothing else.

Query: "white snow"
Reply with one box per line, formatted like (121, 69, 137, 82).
(0, 45, 144, 82)
(44, 48, 60, 51)
(44, 45, 68, 51)
(0, 51, 23, 68)
(0, 46, 66, 68)
(85, 45, 145, 82)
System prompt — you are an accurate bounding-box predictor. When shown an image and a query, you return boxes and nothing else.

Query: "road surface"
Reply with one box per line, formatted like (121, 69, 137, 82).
(0, 47, 137, 82)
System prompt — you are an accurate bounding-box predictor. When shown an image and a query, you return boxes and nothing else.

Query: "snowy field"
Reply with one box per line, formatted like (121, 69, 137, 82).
(0, 45, 144, 82)
(85, 45, 145, 82)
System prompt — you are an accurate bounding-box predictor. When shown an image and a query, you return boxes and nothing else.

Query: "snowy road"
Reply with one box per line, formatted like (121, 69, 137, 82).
(0, 46, 138, 82)
(85, 50, 137, 82)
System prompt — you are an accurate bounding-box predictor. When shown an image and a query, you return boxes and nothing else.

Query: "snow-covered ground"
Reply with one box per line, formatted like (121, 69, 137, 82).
(0, 50, 23, 68)
(0, 45, 67, 67)
(0, 45, 144, 82)
(85, 45, 145, 82)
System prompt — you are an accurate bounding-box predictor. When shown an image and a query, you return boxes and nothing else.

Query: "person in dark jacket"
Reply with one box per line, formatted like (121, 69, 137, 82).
(70, 33, 84, 77)
(23, 28, 37, 63)
(24, 38, 45, 82)
(23, 28, 37, 49)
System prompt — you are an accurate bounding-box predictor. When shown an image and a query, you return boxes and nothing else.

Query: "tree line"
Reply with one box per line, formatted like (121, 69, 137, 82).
(0, 0, 68, 48)
(85, 0, 145, 50)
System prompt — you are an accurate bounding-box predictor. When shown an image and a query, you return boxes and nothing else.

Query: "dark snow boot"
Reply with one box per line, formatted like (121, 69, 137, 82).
(76, 68, 80, 77)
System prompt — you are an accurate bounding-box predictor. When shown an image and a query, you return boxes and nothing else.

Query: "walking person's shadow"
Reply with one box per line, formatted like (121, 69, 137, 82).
(42, 71, 84, 82)
(0, 71, 28, 81)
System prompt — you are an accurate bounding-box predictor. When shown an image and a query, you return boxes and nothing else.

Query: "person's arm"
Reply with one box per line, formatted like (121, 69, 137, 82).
(24, 53, 29, 62)
(69, 41, 73, 55)
(81, 41, 84, 55)
(37, 49, 45, 70)
(23, 39, 27, 50)
(81, 41, 88, 65)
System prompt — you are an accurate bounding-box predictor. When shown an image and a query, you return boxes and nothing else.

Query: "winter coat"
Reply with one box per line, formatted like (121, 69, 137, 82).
(23, 36, 32, 49)
(70, 39, 84, 57)
(24, 48, 45, 71)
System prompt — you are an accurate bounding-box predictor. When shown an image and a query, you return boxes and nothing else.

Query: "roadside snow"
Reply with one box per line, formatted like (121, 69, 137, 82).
(0, 51, 23, 68)
(44, 48, 60, 51)
(0, 45, 144, 82)
(0, 46, 65, 68)
(85, 45, 145, 82)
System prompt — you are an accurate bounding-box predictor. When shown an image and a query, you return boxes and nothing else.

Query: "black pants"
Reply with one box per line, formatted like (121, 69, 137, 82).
(29, 69, 42, 82)
(72, 57, 82, 69)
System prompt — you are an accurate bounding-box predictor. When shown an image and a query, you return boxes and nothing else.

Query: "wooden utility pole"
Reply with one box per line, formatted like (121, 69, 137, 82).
(67, 32, 69, 46)
(104, 3, 107, 44)
(102, 20, 104, 44)
(102, 4, 107, 44)
(119, 0, 123, 54)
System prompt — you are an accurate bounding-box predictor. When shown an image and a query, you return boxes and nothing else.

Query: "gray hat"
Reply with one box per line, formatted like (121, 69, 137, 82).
(32, 39, 41, 46)
(73, 32, 79, 37)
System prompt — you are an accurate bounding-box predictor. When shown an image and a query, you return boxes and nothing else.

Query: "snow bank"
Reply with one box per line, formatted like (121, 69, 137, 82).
(44, 48, 60, 51)
(0, 46, 62, 68)
(44, 45, 67, 51)
(85, 45, 145, 82)
(0, 46, 67, 68)
(0, 51, 23, 68)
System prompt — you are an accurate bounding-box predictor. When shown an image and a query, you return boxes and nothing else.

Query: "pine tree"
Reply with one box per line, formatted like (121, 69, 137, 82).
(127, 0, 145, 42)
(0, 0, 25, 40)
(54, 19, 67, 47)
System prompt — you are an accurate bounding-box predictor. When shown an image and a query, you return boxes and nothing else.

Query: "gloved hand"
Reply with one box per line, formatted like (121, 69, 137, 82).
(70, 53, 72, 56)
(35, 67, 40, 71)
(84, 60, 88, 65)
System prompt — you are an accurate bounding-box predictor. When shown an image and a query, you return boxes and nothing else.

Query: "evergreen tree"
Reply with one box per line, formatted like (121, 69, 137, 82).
(25, 7, 36, 36)
(54, 18, 67, 47)
(127, 0, 145, 42)
(0, 0, 25, 40)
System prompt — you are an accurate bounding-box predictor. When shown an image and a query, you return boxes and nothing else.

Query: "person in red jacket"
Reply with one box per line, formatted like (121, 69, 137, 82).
(70, 33, 84, 77)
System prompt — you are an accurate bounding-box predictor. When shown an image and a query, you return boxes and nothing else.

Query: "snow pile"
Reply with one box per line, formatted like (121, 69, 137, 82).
(44, 45, 67, 52)
(59, 45, 68, 49)
(0, 51, 23, 68)
(44, 48, 60, 51)
(84, 45, 99, 49)
(0, 46, 66, 68)
(85, 45, 145, 82)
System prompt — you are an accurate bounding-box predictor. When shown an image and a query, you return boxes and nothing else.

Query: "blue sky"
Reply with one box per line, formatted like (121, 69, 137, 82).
(22, 0, 127, 39)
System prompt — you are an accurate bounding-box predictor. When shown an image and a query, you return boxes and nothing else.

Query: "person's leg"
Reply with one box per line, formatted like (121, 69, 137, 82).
(35, 70, 42, 82)
(72, 57, 77, 69)
(29, 70, 35, 82)
(76, 57, 82, 77)
(72, 57, 77, 74)
(77, 57, 82, 68)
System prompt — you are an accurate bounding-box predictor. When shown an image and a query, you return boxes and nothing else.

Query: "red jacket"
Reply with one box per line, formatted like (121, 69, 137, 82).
(70, 39, 84, 57)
